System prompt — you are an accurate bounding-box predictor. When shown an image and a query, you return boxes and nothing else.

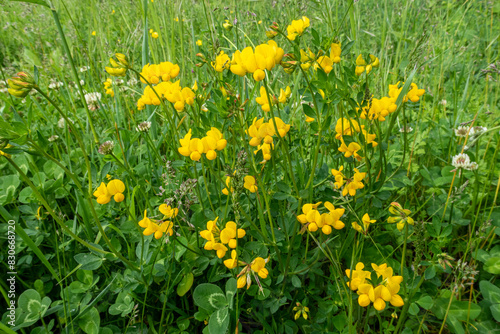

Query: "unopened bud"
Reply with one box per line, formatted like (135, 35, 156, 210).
(115, 53, 128, 66)
(266, 30, 278, 39)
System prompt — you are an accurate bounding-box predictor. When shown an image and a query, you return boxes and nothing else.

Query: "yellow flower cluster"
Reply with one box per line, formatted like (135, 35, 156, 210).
(360, 96, 397, 121)
(200, 217, 246, 258)
(212, 51, 231, 72)
(140, 62, 180, 84)
(247, 117, 291, 146)
(388, 202, 414, 231)
(346, 263, 404, 311)
(286, 16, 310, 40)
(236, 256, 269, 291)
(230, 41, 285, 81)
(178, 128, 227, 161)
(388, 82, 425, 103)
(137, 80, 195, 111)
(105, 53, 128, 77)
(293, 302, 310, 320)
(331, 166, 366, 197)
(246, 117, 291, 161)
(314, 43, 342, 74)
(222, 175, 258, 195)
(355, 54, 379, 76)
(7, 72, 35, 98)
(255, 86, 291, 112)
(138, 204, 178, 239)
(104, 78, 114, 97)
(352, 213, 376, 234)
(93, 179, 125, 204)
(297, 201, 345, 234)
(334, 118, 377, 159)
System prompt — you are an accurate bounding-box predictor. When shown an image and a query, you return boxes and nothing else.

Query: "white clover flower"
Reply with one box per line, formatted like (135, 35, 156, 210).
(127, 78, 138, 86)
(399, 126, 413, 133)
(58, 117, 65, 128)
(48, 135, 59, 142)
(79, 66, 90, 72)
(451, 153, 471, 170)
(136, 121, 152, 132)
(48, 81, 64, 89)
(465, 162, 478, 171)
(439, 100, 447, 106)
(454, 126, 469, 138)
(469, 126, 487, 138)
(85, 92, 102, 111)
(98, 141, 115, 155)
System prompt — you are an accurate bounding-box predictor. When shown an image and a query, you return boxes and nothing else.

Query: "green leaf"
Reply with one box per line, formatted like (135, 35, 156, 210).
(291, 275, 301, 288)
(177, 272, 194, 297)
(16, 225, 61, 281)
(9, 0, 49, 8)
(480, 280, 500, 322)
(225, 278, 237, 310)
(108, 291, 134, 317)
(433, 298, 481, 321)
(77, 307, 100, 334)
(67, 276, 117, 327)
(74, 253, 103, 271)
(208, 307, 229, 334)
(416, 295, 434, 310)
(193, 283, 227, 313)
(424, 265, 436, 280)
(484, 257, 500, 274)
(302, 104, 316, 119)
(408, 303, 420, 315)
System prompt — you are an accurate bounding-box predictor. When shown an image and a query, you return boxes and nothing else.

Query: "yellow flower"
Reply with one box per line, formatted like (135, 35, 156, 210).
(92, 31, 96, 36)
(105, 54, 128, 77)
(229, 41, 284, 80)
(223, 20, 233, 31)
(152, 32, 159, 39)
(338, 140, 363, 161)
(335, 118, 361, 139)
(222, 176, 234, 195)
(258, 20, 262, 24)
(200, 217, 245, 258)
(278, 86, 291, 104)
(286, 16, 310, 41)
(93, 183, 110, 204)
(293, 302, 310, 320)
(255, 86, 271, 112)
(103, 78, 114, 97)
(244, 176, 258, 193)
(139, 62, 180, 84)
(211, 51, 231, 72)
(224, 250, 238, 269)
(159, 204, 179, 219)
(345, 262, 371, 291)
(296, 202, 323, 232)
(360, 96, 397, 122)
(352, 213, 376, 234)
(343, 168, 366, 197)
(346, 262, 404, 311)
(355, 54, 379, 76)
(196, 39, 202, 46)
(236, 256, 270, 292)
(107, 179, 125, 202)
(143, 219, 174, 239)
(388, 202, 414, 231)
(138, 210, 152, 228)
